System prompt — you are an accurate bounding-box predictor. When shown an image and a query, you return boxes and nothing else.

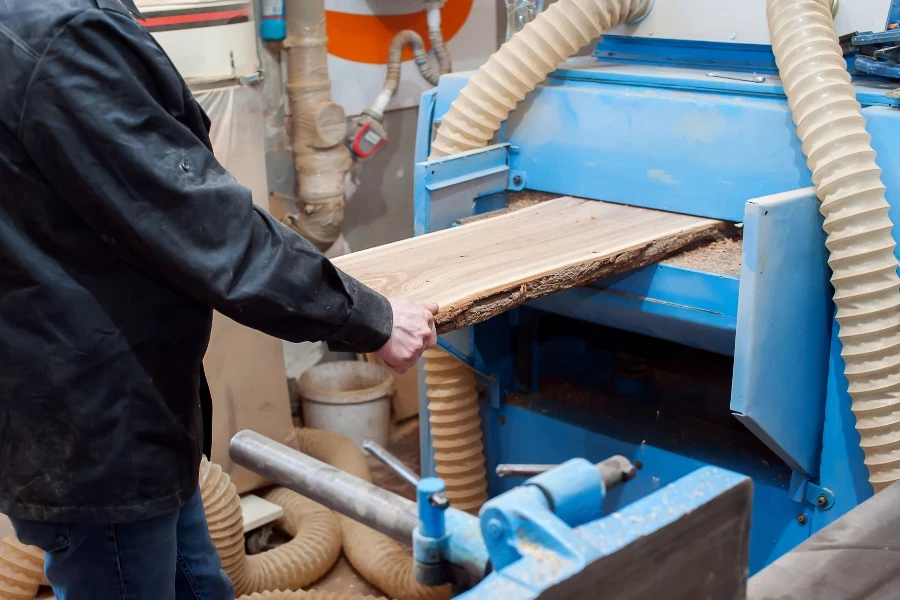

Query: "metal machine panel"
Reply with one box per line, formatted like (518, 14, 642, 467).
(461, 466, 752, 600)
(418, 61, 900, 573)
(413, 144, 510, 235)
(731, 188, 832, 477)
(491, 403, 805, 574)
(500, 76, 809, 222)
(529, 263, 738, 356)
(609, 0, 890, 44)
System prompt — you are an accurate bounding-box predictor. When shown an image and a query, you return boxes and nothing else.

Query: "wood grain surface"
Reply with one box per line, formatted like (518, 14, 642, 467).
(334, 197, 723, 333)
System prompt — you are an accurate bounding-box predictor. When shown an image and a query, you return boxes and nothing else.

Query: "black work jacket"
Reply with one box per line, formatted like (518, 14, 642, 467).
(0, 0, 391, 523)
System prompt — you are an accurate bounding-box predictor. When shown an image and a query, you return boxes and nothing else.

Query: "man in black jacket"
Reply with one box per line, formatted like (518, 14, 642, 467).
(0, 0, 437, 597)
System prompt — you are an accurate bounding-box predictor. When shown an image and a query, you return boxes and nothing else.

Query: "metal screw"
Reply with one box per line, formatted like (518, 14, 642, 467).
(512, 175, 523, 186)
(486, 518, 504, 540)
(634, 460, 643, 470)
(429, 493, 450, 510)
(180, 162, 191, 172)
(730, 33, 736, 40)
(817, 494, 828, 508)
(797, 514, 808, 525)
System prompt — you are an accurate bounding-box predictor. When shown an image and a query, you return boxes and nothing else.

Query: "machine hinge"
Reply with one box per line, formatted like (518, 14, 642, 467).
(789, 472, 835, 510)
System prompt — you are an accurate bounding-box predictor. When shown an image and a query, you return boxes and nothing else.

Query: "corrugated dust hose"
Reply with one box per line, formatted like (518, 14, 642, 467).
(0, 536, 43, 600)
(291, 428, 451, 600)
(199, 458, 343, 596)
(422, 349, 488, 514)
(428, 0, 652, 159)
(768, 0, 900, 491)
(242, 593, 383, 600)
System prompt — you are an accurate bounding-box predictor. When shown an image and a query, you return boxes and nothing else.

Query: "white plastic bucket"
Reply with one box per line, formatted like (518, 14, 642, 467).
(298, 361, 394, 449)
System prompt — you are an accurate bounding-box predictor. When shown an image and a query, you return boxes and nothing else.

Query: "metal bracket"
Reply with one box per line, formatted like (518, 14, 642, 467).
(789, 472, 835, 510)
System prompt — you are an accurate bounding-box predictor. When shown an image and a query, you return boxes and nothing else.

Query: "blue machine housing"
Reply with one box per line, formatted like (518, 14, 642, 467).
(413, 35, 900, 574)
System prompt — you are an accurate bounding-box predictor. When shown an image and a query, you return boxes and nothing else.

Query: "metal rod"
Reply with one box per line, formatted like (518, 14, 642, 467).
(362, 439, 421, 488)
(229, 430, 418, 545)
(496, 464, 556, 478)
(497, 456, 636, 491)
(596, 455, 637, 491)
(363, 439, 450, 510)
(706, 71, 766, 84)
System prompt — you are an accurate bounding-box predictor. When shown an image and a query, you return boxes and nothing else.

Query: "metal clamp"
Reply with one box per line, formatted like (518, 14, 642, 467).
(789, 472, 835, 511)
(362, 439, 449, 509)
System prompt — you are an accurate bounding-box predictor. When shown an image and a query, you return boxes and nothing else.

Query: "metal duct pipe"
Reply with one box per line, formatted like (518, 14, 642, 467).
(768, 0, 900, 491)
(229, 430, 419, 545)
(428, 0, 652, 159)
(283, 0, 352, 252)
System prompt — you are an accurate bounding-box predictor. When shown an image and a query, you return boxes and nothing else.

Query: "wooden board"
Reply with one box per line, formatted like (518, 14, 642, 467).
(334, 198, 723, 333)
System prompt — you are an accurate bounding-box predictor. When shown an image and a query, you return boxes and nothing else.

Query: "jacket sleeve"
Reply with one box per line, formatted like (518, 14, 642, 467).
(17, 8, 391, 353)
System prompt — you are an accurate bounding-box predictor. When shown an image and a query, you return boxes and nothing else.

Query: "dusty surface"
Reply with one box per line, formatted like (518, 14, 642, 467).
(457, 189, 559, 225)
(312, 555, 384, 596)
(663, 233, 743, 277)
(464, 191, 743, 278)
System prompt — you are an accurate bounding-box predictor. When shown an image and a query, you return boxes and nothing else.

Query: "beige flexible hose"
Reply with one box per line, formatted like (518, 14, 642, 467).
(367, 31, 440, 121)
(0, 536, 43, 600)
(292, 428, 450, 600)
(283, 0, 353, 252)
(768, 0, 900, 491)
(241, 592, 384, 600)
(429, 0, 651, 158)
(366, 1, 452, 121)
(199, 459, 343, 596)
(422, 349, 488, 514)
(425, 0, 452, 76)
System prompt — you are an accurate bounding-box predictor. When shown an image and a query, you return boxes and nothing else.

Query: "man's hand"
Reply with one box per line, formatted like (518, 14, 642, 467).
(377, 298, 439, 374)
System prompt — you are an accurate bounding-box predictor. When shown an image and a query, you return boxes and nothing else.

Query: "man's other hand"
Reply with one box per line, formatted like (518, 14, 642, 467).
(377, 298, 439, 374)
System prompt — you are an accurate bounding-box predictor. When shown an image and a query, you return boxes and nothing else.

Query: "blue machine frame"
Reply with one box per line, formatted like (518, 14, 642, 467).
(413, 36, 900, 574)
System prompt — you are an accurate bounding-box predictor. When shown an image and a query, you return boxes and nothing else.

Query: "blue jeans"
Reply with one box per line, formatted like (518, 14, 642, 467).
(10, 488, 234, 600)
